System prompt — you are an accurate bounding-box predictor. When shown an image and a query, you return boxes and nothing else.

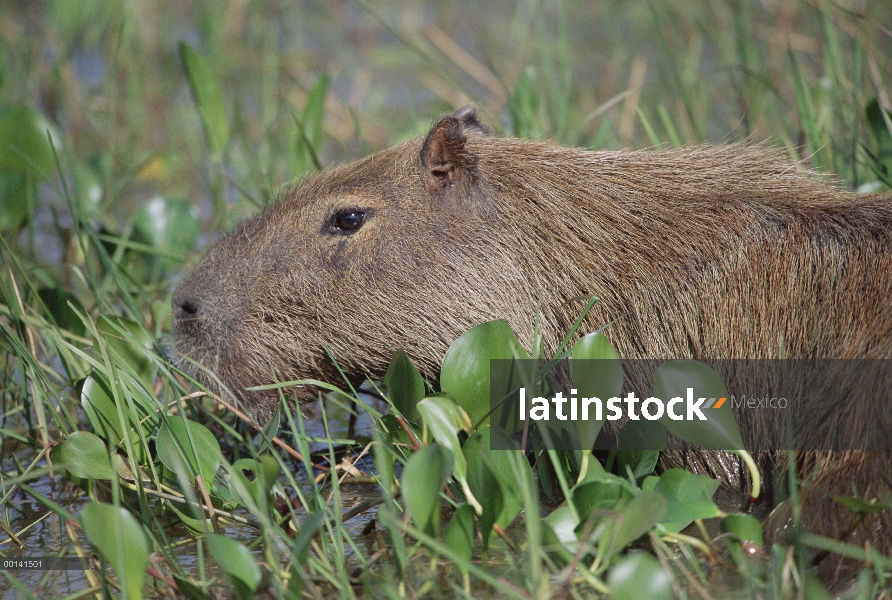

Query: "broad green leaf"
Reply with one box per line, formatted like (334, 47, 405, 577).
(0, 103, 60, 177)
(570, 473, 637, 522)
(402, 443, 454, 536)
(416, 395, 481, 513)
(171, 574, 212, 600)
(442, 504, 476, 574)
(598, 489, 668, 561)
(615, 419, 665, 479)
(51, 431, 114, 480)
(441, 320, 529, 426)
(206, 534, 261, 597)
(653, 468, 721, 533)
(79, 371, 147, 463)
(464, 426, 525, 548)
(180, 43, 230, 158)
(654, 360, 744, 450)
(383, 350, 425, 420)
(166, 502, 213, 536)
(224, 456, 280, 509)
(542, 505, 579, 564)
(571, 332, 623, 448)
(80, 502, 149, 600)
(156, 418, 223, 490)
(720, 512, 764, 564)
(607, 552, 673, 600)
(615, 448, 661, 480)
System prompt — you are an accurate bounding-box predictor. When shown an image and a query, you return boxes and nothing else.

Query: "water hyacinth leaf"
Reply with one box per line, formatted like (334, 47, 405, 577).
(443, 503, 476, 572)
(38, 287, 87, 337)
(616, 418, 666, 479)
(170, 574, 212, 600)
(441, 319, 529, 426)
(653, 360, 745, 450)
(615, 448, 661, 480)
(80, 371, 122, 441)
(179, 43, 230, 158)
(383, 350, 425, 420)
(225, 457, 280, 509)
(416, 395, 482, 513)
(51, 431, 114, 480)
(96, 315, 156, 383)
(79, 371, 147, 463)
(80, 502, 149, 600)
(571, 332, 623, 448)
(156, 418, 223, 490)
(416, 395, 472, 445)
(464, 426, 525, 548)
(166, 502, 213, 536)
(653, 468, 721, 533)
(719, 513, 765, 562)
(0, 103, 60, 177)
(570, 473, 637, 521)
(401, 442, 454, 536)
(206, 534, 261, 597)
(607, 552, 673, 600)
(598, 489, 668, 561)
(542, 505, 579, 564)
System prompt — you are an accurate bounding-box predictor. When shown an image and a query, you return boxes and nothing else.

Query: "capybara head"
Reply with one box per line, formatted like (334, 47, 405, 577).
(172, 106, 538, 417)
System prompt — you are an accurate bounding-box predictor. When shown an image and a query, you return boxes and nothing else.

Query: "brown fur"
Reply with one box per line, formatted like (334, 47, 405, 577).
(172, 106, 892, 570)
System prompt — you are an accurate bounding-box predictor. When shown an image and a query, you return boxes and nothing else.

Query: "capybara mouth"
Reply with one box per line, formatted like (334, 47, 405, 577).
(171, 350, 299, 422)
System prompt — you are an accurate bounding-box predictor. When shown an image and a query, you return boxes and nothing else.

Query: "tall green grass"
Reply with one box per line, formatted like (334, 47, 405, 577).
(0, 0, 890, 598)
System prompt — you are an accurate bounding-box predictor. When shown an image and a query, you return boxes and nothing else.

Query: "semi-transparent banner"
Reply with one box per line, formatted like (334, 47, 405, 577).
(487, 359, 892, 451)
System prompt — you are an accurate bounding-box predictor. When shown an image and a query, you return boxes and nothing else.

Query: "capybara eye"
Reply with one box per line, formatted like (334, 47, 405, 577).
(329, 209, 366, 234)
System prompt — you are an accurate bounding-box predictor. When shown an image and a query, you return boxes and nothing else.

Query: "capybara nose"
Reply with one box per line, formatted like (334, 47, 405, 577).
(177, 298, 199, 318)
(172, 285, 202, 327)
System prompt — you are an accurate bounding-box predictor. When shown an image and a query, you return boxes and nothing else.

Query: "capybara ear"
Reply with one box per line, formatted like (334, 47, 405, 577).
(450, 104, 492, 135)
(420, 114, 479, 190)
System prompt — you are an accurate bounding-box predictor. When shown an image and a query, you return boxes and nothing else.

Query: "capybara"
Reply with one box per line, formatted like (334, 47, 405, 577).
(172, 105, 892, 571)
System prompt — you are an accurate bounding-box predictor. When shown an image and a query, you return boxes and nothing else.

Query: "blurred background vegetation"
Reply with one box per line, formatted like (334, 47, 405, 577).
(1, 0, 890, 282)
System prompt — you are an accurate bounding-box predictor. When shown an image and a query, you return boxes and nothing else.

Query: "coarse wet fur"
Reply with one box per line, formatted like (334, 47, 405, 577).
(172, 106, 892, 579)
